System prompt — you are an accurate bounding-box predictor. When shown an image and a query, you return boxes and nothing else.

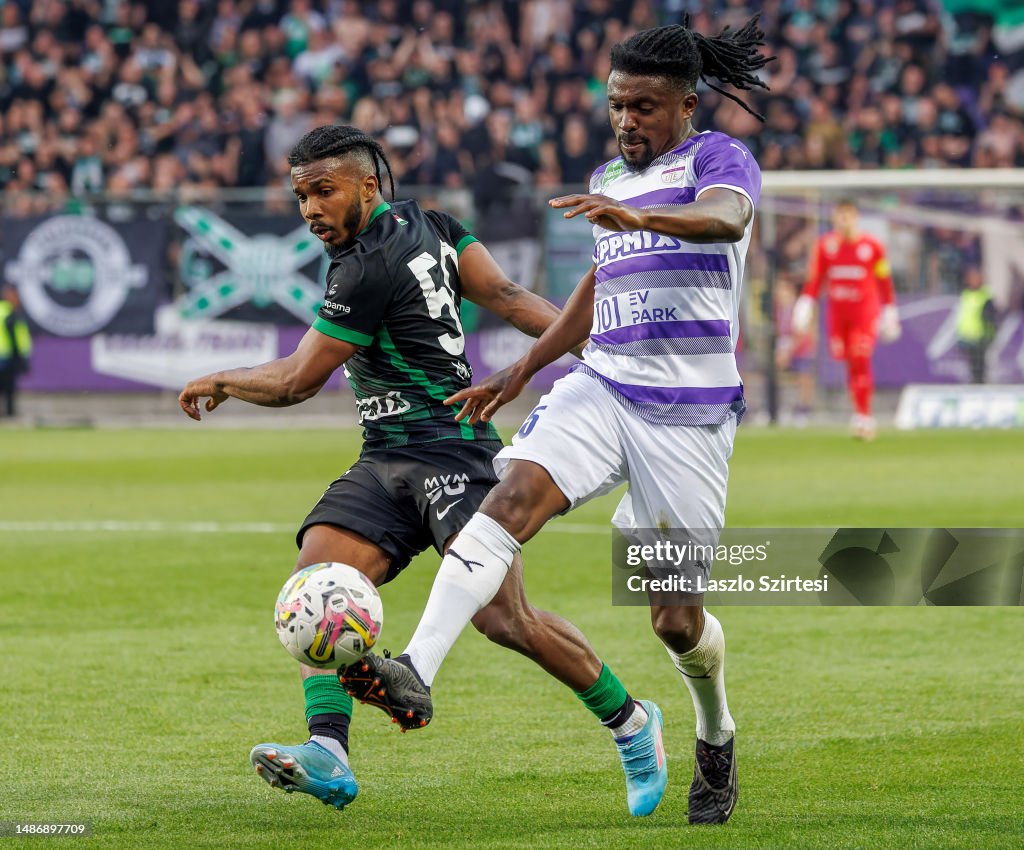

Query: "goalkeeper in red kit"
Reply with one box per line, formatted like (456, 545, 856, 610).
(792, 199, 900, 440)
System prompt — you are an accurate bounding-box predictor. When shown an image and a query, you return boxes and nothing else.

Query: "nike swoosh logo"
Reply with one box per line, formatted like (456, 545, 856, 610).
(436, 499, 463, 520)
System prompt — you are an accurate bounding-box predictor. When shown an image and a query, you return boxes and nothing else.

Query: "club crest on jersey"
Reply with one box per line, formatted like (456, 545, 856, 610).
(857, 243, 873, 262)
(661, 165, 686, 183)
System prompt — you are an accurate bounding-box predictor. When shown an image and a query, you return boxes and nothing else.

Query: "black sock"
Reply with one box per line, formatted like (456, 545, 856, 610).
(600, 695, 637, 729)
(308, 713, 350, 754)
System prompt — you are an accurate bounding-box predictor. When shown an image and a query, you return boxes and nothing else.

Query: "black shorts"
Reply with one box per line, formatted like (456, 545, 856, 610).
(297, 439, 503, 584)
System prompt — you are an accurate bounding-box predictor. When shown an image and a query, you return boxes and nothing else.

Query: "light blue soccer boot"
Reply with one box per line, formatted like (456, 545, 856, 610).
(249, 740, 357, 810)
(614, 700, 668, 816)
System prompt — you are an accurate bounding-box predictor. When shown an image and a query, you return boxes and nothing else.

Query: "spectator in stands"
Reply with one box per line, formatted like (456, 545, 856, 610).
(557, 114, 594, 184)
(0, 0, 1018, 210)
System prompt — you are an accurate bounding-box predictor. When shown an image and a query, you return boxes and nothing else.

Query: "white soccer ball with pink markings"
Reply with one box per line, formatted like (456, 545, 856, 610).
(275, 562, 383, 668)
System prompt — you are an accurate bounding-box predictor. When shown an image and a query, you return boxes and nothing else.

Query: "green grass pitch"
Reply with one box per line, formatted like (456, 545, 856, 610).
(1, 427, 1022, 849)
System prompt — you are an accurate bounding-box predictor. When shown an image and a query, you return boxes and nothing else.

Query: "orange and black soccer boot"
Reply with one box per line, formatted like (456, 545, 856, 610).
(339, 651, 433, 731)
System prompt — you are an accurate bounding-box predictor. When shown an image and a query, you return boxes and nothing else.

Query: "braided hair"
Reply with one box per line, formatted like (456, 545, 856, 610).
(288, 125, 396, 198)
(609, 15, 773, 121)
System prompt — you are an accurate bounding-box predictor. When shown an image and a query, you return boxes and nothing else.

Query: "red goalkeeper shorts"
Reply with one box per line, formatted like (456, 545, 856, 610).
(828, 307, 878, 360)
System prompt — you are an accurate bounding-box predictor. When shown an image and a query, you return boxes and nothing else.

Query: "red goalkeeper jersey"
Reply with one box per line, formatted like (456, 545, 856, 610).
(803, 231, 894, 315)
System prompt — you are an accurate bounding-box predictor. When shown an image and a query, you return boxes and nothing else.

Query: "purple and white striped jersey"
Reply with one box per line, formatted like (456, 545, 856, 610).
(575, 130, 761, 426)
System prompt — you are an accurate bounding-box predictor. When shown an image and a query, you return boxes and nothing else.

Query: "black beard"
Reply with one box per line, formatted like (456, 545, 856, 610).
(621, 144, 654, 173)
(342, 196, 362, 235)
(322, 197, 365, 258)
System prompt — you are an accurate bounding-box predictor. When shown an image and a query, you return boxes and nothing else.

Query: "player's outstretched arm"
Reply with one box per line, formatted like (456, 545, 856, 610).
(458, 241, 561, 339)
(550, 187, 751, 244)
(446, 265, 596, 424)
(178, 327, 358, 420)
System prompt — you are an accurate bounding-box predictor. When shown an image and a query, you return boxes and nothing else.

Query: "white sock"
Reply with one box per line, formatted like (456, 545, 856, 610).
(609, 701, 649, 741)
(665, 610, 736, 746)
(404, 513, 520, 686)
(310, 734, 349, 767)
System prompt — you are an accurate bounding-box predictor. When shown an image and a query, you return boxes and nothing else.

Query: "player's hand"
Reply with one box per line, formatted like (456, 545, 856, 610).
(549, 194, 644, 232)
(444, 364, 529, 425)
(791, 294, 815, 334)
(178, 377, 229, 421)
(879, 304, 901, 342)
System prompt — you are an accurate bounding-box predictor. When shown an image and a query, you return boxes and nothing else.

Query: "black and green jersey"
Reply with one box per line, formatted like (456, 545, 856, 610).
(312, 199, 501, 448)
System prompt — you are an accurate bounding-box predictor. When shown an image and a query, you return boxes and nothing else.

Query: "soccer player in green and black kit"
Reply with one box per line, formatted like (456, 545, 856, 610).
(179, 126, 666, 815)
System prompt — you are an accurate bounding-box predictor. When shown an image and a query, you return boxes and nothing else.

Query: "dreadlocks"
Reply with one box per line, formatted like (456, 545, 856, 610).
(288, 125, 396, 199)
(609, 15, 773, 121)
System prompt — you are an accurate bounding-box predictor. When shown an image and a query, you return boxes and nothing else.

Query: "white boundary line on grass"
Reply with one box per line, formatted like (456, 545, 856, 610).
(0, 520, 607, 536)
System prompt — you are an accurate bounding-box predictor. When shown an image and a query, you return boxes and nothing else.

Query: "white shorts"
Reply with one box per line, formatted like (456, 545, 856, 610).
(494, 370, 736, 532)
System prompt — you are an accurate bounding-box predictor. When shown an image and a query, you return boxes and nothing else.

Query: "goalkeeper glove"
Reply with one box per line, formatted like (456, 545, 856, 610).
(879, 304, 901, 342)
(791, 294, 815, 334)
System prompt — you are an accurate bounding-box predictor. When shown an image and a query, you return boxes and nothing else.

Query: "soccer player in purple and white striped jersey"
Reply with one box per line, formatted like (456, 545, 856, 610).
(346, 18, 773, 825)
(575, 124, 759, 426)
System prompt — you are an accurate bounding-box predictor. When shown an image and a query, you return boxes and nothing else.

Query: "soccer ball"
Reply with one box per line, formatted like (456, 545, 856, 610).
(275, 562, 383, 669)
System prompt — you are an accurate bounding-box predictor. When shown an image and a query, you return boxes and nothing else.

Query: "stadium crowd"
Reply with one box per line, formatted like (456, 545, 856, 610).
(0, 0, 1021, 212)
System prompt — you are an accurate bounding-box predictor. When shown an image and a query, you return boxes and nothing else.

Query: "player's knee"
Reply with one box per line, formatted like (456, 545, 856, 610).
(651, 607, 703, 653)
(848, 356, 871, 377)
(849, 372, 871, 392)
(479, 485, 538, 541)
(479, 466, 565, 542)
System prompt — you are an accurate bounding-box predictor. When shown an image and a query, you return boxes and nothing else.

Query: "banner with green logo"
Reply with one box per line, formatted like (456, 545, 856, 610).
(3, 214, 167, 337)
(171, 206, 328, 325)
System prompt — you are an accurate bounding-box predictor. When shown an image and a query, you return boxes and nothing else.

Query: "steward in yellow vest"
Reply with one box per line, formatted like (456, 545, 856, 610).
(0, 284, 32, 417)
(955, 269, 997, 384)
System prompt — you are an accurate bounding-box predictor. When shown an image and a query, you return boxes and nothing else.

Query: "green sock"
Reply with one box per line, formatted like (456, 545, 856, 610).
(303, 674, 353, 722)
(574, 663, 629, 722)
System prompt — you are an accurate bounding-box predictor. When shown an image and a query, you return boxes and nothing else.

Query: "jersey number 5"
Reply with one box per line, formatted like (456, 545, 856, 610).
(408, 247, 464, 355)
